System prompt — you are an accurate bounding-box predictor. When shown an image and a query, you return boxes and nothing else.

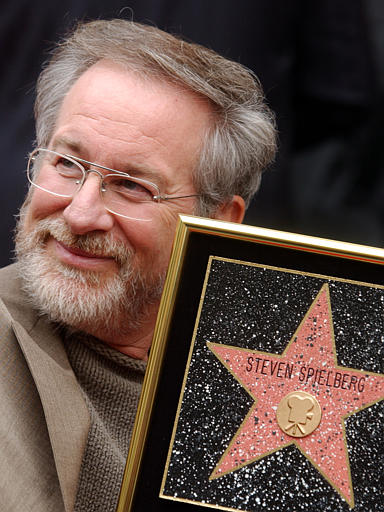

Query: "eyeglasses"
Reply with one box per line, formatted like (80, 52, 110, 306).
(27, 148, 199, 220)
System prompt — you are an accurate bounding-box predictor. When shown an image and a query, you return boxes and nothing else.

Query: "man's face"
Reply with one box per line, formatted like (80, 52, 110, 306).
(16, 60, 212, 343)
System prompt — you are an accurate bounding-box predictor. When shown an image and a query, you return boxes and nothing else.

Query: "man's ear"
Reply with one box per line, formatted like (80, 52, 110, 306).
(213, 195, 245, 224)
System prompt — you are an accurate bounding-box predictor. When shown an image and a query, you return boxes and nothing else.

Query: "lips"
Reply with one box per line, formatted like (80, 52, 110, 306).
(57, 241, 113, 260)
(52, 238, 117, 271)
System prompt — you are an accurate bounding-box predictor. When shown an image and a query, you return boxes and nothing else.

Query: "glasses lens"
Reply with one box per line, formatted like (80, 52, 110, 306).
(102, 174, 158, 217)
(28, 149, 84, 198)
(26, 149, 158, 221)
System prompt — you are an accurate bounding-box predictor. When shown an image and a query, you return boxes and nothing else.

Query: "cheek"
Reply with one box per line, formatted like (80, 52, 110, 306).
(119, 219, 163, 257)
(118, 209, 179, 265)
(27, 189, 69, 221)
(148, 210, 183, 265)
(23, 189, 70, 232)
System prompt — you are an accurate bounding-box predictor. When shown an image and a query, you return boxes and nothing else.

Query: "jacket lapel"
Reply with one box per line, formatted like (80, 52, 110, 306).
(12, 318, 90, 512)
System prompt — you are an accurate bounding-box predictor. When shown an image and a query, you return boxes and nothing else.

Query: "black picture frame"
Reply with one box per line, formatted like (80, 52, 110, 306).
(117, 215, 384, 512)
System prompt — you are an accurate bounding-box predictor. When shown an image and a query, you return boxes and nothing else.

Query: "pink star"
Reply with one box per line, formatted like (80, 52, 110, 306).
(208, 284, 384, 507)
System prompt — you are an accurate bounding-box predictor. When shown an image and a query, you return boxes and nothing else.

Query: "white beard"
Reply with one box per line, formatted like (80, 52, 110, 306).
(15, 214, 165, 337)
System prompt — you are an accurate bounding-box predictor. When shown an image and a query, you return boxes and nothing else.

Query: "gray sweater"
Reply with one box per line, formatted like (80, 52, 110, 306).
(64, 332, 146, 512)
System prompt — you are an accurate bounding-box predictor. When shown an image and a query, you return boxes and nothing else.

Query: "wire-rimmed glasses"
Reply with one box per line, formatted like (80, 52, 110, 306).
(27, 148, 199, 220)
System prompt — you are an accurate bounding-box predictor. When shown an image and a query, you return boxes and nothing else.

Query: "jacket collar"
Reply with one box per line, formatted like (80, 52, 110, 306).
(12, 316, 90, 512)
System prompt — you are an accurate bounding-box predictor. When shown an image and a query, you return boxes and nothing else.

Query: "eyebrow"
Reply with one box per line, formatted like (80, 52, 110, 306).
(50, 136, 167, 187)
(51, 136, 83, 155)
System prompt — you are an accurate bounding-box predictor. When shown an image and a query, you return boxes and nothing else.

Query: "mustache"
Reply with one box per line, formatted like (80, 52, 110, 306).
(26, 217, 131, 267)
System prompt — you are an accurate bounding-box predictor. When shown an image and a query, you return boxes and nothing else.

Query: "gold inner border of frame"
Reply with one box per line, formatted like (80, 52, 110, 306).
(117, 215, 384, 512)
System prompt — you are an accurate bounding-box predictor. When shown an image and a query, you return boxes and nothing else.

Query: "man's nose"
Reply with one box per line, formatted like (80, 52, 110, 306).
(62, 173, 114, 234)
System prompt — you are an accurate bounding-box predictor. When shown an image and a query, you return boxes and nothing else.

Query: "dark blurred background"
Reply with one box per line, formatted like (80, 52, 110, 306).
(1, 0, 383, 268)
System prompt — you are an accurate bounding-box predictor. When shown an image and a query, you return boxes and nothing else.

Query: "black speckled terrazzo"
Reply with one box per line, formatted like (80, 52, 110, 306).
(161, 258, 384, 512)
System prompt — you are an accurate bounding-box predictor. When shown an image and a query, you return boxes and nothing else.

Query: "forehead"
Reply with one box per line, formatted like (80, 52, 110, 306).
(50, 60, 213, 186)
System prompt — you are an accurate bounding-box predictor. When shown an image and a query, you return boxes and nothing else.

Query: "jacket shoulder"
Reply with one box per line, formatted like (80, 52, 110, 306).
(0, 265, 64, 511)
(0, 263, 39, 331)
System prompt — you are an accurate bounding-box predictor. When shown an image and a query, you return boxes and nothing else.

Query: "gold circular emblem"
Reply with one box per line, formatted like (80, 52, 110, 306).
(276, 391, 322, 438)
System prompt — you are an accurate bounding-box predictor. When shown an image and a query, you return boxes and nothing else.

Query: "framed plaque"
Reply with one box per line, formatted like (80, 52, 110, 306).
(117, 215, 384, 512)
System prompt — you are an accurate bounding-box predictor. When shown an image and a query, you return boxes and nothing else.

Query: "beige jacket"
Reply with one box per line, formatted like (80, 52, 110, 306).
(0, 264, 90, 512)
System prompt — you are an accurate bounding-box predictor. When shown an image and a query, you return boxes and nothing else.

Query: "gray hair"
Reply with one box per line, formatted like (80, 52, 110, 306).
(35, 19, 276, 215)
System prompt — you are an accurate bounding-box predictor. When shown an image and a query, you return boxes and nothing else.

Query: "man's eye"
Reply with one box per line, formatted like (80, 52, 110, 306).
(107, 176, 153, 201)
(55, 157, 82, 177)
